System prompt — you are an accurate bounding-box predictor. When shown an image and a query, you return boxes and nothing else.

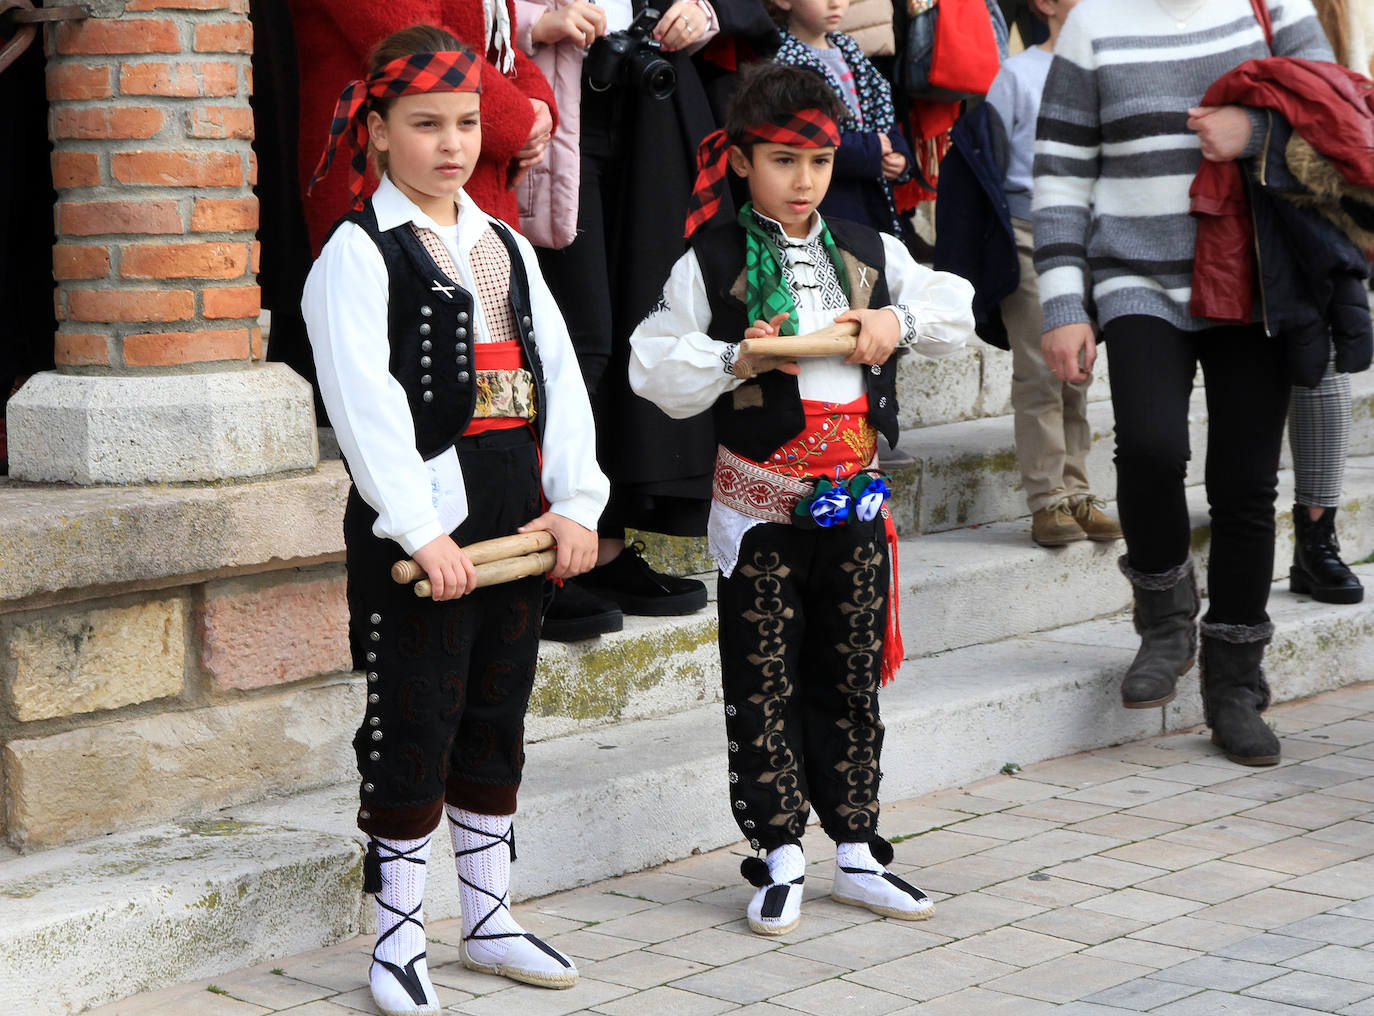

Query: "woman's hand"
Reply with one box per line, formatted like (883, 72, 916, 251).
(412, 534, 477, 600)
(836, 308, 900, 366)
(1187, 105, 1253, 162)
(881, 151, 907, 181)
(518, 512, 597, 579)
(531, 1, 607, 48)
(515, 98, 554, 170)
(655, 0, 708, 51)
(1042, 323, 1097, 383)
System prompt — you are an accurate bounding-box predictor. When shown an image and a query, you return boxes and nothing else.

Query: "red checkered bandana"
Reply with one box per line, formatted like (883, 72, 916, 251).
(683, 109, 841, 239)
(308, 50, 483, 211)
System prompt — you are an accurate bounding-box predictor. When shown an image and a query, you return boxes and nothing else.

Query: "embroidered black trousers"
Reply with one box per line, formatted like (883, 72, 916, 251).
(345, 429, 544, 839)
(716, 515, 888, 852)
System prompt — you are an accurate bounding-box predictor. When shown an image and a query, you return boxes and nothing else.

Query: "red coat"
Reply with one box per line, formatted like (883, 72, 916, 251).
(291, 0, 558, 254)
(1190, 57, 1374, 323)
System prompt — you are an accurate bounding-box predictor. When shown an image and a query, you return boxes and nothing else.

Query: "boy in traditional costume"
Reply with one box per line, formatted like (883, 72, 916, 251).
(629, 62, 975, 936)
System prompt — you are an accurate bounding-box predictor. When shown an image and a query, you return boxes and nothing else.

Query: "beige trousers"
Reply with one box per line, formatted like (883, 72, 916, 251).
(1002, 217, 1092, 512)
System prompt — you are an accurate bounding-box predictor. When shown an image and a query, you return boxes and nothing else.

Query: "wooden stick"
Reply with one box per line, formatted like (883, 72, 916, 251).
(738, 320, 859, 359)
(414, 549, 557, 598)
(392, 531, 556, 585)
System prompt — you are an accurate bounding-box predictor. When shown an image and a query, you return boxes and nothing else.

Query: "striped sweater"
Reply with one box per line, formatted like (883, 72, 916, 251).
(1032, 0, 1332, 333)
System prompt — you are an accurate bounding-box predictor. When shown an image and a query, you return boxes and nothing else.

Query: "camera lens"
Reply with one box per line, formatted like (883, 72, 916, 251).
(630, 49, 676, 100)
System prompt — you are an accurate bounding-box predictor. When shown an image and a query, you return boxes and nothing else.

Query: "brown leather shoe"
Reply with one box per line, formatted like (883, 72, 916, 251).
(1032, 503, 1086, 547)
(1070, 495, 1123, 542)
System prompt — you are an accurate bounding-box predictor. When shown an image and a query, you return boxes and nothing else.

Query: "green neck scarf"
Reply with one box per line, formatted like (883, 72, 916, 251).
(738, 202, 849, 337)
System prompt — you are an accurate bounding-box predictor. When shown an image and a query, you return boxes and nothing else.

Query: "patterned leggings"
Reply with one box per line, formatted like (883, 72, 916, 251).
(715, 516, 888, 852)
(1290, 350, 1351, 509)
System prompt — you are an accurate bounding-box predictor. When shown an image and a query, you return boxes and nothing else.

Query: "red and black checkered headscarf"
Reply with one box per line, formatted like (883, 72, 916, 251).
(683, 110, 841, 239)
(308, 50, 483, 211)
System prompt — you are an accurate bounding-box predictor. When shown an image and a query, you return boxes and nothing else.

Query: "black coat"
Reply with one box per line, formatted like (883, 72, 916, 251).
(932, 101, 1016, 350)
(1250, 117, 1373, 388)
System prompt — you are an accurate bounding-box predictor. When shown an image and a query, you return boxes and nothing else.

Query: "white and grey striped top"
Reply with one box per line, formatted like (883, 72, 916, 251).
(1031, 0, 1332, 333)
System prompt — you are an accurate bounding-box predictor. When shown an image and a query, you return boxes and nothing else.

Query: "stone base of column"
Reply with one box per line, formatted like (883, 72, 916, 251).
(8, 363, 319, 484)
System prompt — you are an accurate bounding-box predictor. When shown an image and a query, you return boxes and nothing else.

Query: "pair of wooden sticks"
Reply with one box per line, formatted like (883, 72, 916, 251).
(737, 320, 858, 360)
(390, 323, 859, 598)
(392, 530, 557, 598)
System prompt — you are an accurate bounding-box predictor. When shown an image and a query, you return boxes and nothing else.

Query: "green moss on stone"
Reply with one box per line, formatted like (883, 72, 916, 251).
(530, 620, 718, 720)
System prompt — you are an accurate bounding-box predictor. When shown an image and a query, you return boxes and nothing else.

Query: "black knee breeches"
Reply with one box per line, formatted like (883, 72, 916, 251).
(716, 515, 888, 851)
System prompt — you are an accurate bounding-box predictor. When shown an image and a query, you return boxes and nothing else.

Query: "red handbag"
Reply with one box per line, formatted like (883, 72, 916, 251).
(929, 0, 1000, 99)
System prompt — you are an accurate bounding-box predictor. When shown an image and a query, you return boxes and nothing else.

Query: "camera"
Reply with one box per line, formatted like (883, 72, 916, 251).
(585, 7, 676, 100)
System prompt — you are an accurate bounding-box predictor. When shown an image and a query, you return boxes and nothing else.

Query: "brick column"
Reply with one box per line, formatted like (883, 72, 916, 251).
(7, 0, 316, 484)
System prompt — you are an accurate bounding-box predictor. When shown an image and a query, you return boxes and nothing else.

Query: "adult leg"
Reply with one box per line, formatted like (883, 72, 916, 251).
(1103, 317, 1201, 707)
(1289, 351, 1363, 603)
(1197, 324, 1290, 765)
(1004, 219, 1084, 546)
(797, 519, 932, 920)
(717, 523, 812, 935)
(532, 88, 626, 641)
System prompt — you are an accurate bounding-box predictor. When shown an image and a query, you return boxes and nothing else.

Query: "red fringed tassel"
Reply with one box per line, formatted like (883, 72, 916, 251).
(880, 505, 904, 686)
(902, 102, 960, 204)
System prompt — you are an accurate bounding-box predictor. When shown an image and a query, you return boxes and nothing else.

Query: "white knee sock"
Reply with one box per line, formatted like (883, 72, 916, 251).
(370, 835, 437, 1013)
(767, 843, 806, 884)
(447, 806, 525, 965)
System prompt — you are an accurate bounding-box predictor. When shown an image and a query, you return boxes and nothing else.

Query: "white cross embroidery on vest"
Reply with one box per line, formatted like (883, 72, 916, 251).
(430, 279, 456, 297)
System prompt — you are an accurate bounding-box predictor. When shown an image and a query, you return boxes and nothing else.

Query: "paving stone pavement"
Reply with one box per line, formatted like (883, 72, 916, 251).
(88, 683, 1374, 1016)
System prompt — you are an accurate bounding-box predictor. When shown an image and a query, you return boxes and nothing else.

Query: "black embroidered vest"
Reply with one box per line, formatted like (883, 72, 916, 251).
(690, 217, 900, 462)
(329, 203, 548, 460)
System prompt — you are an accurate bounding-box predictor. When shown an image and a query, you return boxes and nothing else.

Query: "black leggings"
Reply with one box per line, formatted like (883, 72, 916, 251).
(1104, 316, 1289, 627)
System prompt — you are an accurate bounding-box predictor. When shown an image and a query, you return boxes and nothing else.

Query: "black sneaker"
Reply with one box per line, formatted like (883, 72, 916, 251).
(541, 579, 623, 642)
(579, 542, 708, 616)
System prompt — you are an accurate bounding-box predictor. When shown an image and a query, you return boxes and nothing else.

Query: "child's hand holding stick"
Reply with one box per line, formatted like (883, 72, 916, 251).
(396, 530, 561, 598)
(736, 318, 860, 370)
(408, 534, 478, 600)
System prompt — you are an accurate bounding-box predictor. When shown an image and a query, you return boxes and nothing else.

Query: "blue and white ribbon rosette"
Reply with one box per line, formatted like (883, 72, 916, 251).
(793, 472, 892, 529)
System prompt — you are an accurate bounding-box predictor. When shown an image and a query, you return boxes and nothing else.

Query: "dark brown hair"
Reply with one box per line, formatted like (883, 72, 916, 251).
(365, 24, 472, 176)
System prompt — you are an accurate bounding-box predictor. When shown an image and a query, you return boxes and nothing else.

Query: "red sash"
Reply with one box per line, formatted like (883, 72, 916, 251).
(464, 341, 532, 436)
(748, 395, 878, 481)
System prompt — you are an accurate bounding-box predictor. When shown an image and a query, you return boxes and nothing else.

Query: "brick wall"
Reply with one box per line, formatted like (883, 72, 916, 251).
(46, 0, 261, 370)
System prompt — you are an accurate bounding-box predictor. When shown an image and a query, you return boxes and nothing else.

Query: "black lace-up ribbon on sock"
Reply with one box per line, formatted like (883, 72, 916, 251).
(447, 812, 571, 967)
(369, 837, 432, 1006)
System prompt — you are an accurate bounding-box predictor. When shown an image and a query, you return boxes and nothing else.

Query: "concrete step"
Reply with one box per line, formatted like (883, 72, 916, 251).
(888, 369, 1374, 534)
(9, 566, 1373, 1016)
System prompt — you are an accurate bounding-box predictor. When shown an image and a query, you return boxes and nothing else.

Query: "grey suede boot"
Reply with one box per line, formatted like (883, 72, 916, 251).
(1200, 621, 1281, 767)
(1118, 557, 1199, 709)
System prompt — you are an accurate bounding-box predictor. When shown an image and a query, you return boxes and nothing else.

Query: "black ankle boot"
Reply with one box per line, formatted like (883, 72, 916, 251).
(1118, 557, 1199, 708)
(1200, 621, 1281, 767)
(1291, 505, 1364, 604)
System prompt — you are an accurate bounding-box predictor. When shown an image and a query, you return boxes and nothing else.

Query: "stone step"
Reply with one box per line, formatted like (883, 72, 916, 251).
(898, 456, 1374, 658)
(894, 337, 1113, 431)
(538, 459, 1374, 737)
(626, 366, 1374, 573)
(888, 369, 1374, 535)
(9, 567, 1373, 1016)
